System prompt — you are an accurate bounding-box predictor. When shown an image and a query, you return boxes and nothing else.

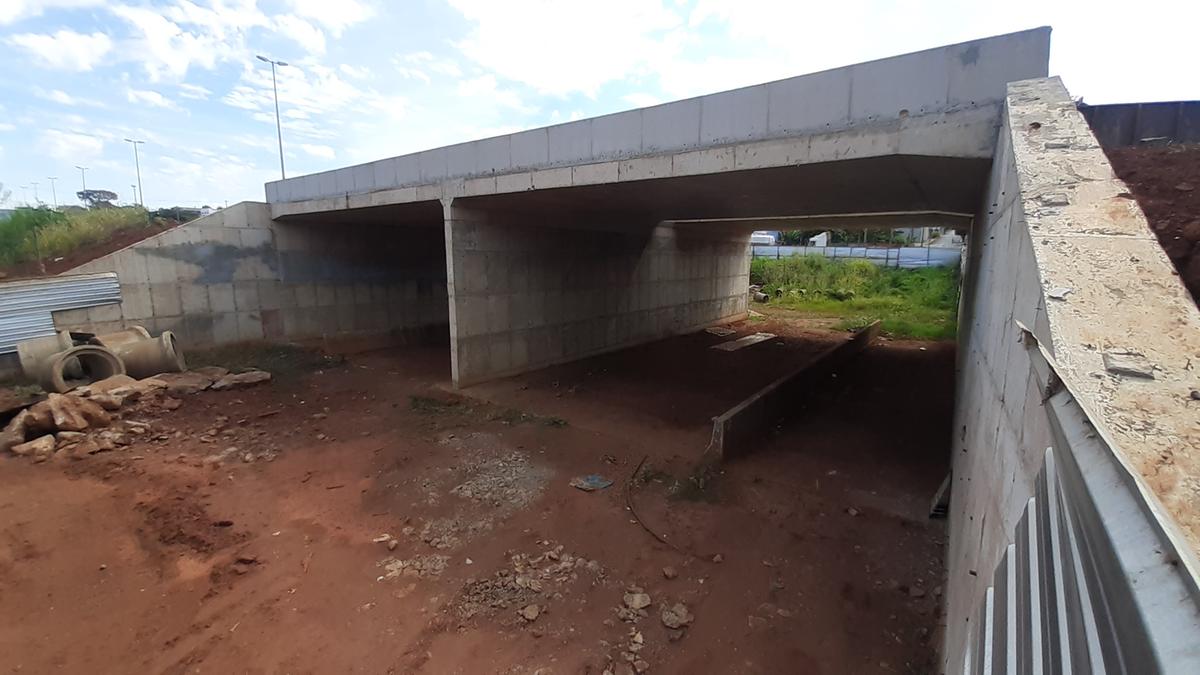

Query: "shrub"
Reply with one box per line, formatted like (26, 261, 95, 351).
(0, 206, 150, 267)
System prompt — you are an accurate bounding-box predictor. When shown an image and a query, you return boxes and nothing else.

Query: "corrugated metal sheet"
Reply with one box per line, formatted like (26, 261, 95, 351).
(960, 324, 1200, 674)
(0, 273, 121, 354)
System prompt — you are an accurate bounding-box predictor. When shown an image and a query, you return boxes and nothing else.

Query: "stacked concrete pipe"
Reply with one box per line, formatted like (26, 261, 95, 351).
(17, 331, 77, 381)
(99, 331, 187, 379)
(37, 345, 126, 393)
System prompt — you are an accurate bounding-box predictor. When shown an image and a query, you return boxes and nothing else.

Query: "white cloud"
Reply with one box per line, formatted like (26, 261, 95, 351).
(288, 0, 373, 36)
(622, 92, 662, 108)
(446, 0, 683, 96)
(456, 74, 535, 113)
(127, 88, 182, 110)
(110, 1, 267, 82)
(339, 63, 369, 79)
(0, 0, 105, 26)
(0, 123, 14, 132)
(7, 29, 112, 70)
(178, 83, 212, 100)
(39, 128, 104, 161)
(274, 14, 326, 55)
(300, 143, 335, 159)
(33, 87, 106, 107)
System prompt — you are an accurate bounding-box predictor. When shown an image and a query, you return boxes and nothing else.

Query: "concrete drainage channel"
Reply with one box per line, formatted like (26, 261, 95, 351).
(17, 327, 186, 393)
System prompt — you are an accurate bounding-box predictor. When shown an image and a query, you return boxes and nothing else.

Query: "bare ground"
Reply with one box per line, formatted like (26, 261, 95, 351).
(0, 318, 952, 674)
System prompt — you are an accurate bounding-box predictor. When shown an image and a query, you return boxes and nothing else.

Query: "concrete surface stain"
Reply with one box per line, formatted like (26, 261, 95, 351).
(147, 243, 277, 284)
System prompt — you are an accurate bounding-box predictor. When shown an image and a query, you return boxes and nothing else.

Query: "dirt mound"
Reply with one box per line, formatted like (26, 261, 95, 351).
(1105, 144, 1200, 304)
(136, 490, 244, 555)
(0, 219, 180, 280)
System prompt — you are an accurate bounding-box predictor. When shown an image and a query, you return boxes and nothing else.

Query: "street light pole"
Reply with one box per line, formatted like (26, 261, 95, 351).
(19, 185, 28, 206)
(75, 165, 88, 196)
(256, 54, 289, 180)
(123, 138, 145, 206)
(31, 181, 39, 205)
(47, 177, 58, 208)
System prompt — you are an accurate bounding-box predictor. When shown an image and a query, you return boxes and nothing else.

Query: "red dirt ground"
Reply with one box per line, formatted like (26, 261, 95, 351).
(1105, 144, 1200, 304)
(0, 320, 952, 674)
(0, 220, 180, 281)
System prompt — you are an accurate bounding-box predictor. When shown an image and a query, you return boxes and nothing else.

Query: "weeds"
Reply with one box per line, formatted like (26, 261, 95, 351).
(0, 206, 153, 267)
(750, 255, 959, 339)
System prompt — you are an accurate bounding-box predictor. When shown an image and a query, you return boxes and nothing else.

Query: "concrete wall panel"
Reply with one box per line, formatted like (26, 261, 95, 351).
(642, 99, 701, 153)
(548, 119, 593, 164)
(476, 136, 511, 174)
(591, 110, 643, 160)
(701, 84, 768, 144)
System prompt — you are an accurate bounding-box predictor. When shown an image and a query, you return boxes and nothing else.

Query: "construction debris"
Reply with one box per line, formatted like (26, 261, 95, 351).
(569, 474, 614, 491)
(212, 371, 273, 391)
(711, 332, 777, 352)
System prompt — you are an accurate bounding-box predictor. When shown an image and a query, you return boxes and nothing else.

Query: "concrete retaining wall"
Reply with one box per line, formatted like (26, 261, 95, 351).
(55, 202, 448, 348)
(445, 200, 749, 386)
(945, 77, 1200, 671)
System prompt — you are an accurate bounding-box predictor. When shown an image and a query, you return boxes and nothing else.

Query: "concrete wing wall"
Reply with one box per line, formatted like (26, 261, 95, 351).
(266, 28, 1050, 205)
(55, 203, 448, 348)
(945, 77, 1200, 671)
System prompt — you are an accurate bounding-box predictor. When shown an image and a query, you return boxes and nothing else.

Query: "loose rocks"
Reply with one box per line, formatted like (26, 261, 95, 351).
(660, 602, 693, 629)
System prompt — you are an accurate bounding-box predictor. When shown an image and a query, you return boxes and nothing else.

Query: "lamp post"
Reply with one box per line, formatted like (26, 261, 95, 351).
(123, 138, 145, 206)
(47, 177, 58, 208)
(256, 54, 289, 180)
(31, 181, 39, 205)
(75, 165, 88, 204)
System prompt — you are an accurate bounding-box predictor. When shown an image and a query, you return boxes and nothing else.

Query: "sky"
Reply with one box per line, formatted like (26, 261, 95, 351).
(0, 0, 1195, 210)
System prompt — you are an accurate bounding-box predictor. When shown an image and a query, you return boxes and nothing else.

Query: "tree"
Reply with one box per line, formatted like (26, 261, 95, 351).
(0, 182, 11, 206)
(77, 189, 118, 209)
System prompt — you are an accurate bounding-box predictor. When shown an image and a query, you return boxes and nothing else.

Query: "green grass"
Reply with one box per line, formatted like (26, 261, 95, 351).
(0, 206, 153, 267)
(750, 255, 960, 340)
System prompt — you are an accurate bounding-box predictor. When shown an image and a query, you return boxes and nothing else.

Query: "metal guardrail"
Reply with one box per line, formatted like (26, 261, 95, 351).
(0, 273, 121, 354)
(961, 323, 1200, 674)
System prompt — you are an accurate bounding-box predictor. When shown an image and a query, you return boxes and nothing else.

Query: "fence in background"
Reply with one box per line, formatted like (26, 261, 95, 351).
(750, 244, 962, 269)
(1079, 101, 1200, 148)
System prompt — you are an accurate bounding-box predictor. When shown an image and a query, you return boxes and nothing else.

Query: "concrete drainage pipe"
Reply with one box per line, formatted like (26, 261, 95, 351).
(90, 326, 151, 350)
(17, 331, 76, 381)
(113, 331, 187, 379)
(38, 345, 126, 393)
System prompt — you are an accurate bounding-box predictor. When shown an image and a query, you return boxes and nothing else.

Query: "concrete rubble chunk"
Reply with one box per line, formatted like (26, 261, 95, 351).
(155, 371, 218, 396)
(108, 377, 168, 402)
(89, 393, 125, 411)
(78, 374, 137, 396)
(192, 366, 230, 380)
(623, 592, 652, 610)
(45, 393, 110, 433)
(1, 410, 34, 453)
(211, 370, 272, 391)
(1103, 352, 1156, 380)
(661, 602, 694, 629)
(11, 434, 56, 461)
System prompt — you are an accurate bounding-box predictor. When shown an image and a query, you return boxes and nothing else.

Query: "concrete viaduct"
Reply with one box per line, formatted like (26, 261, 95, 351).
(56, 26, 1200, 673)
